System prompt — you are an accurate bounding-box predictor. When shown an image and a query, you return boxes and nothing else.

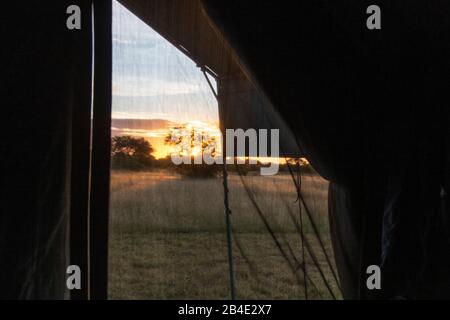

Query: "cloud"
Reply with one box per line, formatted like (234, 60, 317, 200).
(112, 127, 168, 138)
(112, 77, 208, 97)
(111, 118, 172, 130)
(111, 0, 219, 125)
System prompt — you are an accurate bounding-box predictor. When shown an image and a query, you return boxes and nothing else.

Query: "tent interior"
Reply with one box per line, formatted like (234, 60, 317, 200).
(1, 0, 449, 300)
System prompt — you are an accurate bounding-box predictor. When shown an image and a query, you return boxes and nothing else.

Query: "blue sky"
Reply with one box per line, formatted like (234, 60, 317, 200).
(112, 0, 218, 124)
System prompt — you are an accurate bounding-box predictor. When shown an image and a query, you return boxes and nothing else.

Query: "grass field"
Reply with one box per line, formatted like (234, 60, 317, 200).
(108, 170, 341, 299)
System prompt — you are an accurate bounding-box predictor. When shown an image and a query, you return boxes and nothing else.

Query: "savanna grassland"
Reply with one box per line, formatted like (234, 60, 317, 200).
(108, 170, 341, 300)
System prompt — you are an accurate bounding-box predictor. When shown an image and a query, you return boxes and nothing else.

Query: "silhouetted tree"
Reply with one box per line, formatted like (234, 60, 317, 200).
(164, 125, 221, 178)
(111, 136, 155, 170)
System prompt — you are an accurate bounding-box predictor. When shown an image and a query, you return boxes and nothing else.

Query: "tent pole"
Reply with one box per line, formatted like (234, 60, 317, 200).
(222, 159, 237, 300)
(90, 0, 112, 300)
(202, 69, 236, 300)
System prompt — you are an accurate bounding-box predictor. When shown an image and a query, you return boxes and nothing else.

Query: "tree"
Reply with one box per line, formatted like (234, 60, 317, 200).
(164, 124, 221, 178)
(111, 136, 155, 170)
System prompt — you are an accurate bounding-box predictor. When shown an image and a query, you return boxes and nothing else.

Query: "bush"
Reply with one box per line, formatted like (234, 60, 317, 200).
(111, 136, 155, 171)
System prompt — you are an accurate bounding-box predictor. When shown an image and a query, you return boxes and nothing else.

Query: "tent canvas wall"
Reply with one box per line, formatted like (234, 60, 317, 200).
(1, 0, 449, 299)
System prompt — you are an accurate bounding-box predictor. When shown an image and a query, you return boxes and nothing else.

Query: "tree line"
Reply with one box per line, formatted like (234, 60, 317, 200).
(111, 135, 316, 178)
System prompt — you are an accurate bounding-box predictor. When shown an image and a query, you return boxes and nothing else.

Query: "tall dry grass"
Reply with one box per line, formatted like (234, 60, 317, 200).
(109, 171, 329, 233)
(108, 170, 340, 299)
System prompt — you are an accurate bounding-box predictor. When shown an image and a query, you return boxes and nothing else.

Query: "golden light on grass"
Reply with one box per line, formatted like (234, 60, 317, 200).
(108, 170, 334, 299)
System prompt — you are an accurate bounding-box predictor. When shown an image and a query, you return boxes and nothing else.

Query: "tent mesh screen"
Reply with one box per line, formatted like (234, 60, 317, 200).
(108, 0, 340, 299)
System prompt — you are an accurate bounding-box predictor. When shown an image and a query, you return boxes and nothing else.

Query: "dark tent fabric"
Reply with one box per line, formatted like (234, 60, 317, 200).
(1, 1, 112, 300)
(201, 0, 450, 299)
(0, 1, 94, 299)
(1, 0, 449, 300)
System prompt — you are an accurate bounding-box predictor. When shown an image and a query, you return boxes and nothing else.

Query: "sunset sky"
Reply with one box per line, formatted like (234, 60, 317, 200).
(112, 0, 219, 158)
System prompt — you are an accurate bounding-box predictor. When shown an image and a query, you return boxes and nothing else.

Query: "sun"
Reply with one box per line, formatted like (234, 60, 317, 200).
(190, 146, 202, 157)
(165, 120, 222, 159)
